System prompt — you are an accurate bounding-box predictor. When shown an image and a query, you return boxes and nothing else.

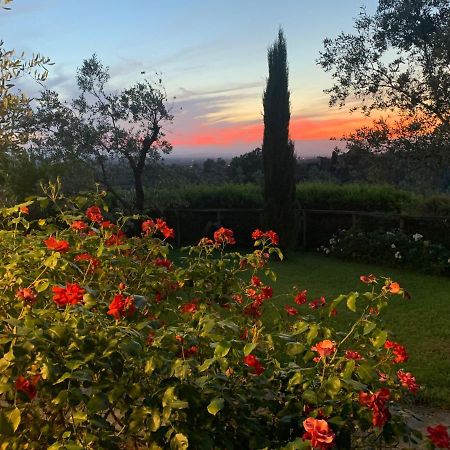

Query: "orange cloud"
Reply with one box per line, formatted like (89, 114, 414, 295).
(171, 114, 372, 147)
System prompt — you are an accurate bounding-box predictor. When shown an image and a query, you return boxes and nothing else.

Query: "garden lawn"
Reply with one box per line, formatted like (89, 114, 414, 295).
(265, 252, 450, 409)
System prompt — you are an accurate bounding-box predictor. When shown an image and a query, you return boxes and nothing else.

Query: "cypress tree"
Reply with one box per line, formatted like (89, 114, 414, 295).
(262, 28, 297, 250)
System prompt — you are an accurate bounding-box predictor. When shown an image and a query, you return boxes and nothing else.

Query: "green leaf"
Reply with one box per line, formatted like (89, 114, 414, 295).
(325, 377, 341, 398)
(306, 324, 318, 344)
(302, 390, 317, 404)
(162, 386, 175, 407)
(342, 360, 356, 379)
(207, 397, 224, 416)
(363, 321, 377, 335)
(0, 358, 10, 373)
(87, 393, 109, 413)
(286, 342, 305, 356)
(54, 372, 72, 384)
(356, 363, 376, 383)
(71, 410, 87, 425)
(6, 408, 20, 432)
(0, 412, 14, 436)
(52, 390, 68, 405)
(328, 294, 346, 316)
(35, 279, 49, 292)
(346, 292, 359, 312)
(287, 371, 303, 390)
(371, 329, 388, 348)
(65, 360, 84, 370)
(243, 343, 257, 356)
(214, 341, 231, 358)
(198, 358, 214, 372)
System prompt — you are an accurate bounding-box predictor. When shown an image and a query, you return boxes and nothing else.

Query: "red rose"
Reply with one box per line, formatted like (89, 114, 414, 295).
(154, 258, 173, 269)
(243, 354, 264, 375)
(309, 296, 326, 309)
(345, 350, 362, 360)
(427, 424, 450, 449)
(107, 293, 136, 320)
(71, 220, 87, 231)
(44, 236, 70, 252)
(294, 290, 307, 305)
(384, 340, 408, 363)
(251, 229, 264, 240)
(213, 227, 235, 245)
(180, 302, 198, 314)
(86, 205, 103, 223)
(15, 374, 40, 400)
(397, 369, 419, 393)
(359, 388, 391, 428)
(74, 253, 100, 271)
(16, 287, 37, 305)
(302, 417, 335, 450)
(52, 283, 85, 307)
(285, 305, 298, 316)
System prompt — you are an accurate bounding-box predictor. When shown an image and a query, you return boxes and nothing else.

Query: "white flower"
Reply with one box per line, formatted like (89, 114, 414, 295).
(391, 243, 396, 249)
(395, 251, 402, 259)
(448, 258, 450, 264)
(329, 238, 336, 245)
(325, 249, 330, 254)
(412, 233, 423, 242)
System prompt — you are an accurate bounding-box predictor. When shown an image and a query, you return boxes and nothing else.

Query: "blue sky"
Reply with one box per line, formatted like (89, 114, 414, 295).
(1, 0, 379, 158)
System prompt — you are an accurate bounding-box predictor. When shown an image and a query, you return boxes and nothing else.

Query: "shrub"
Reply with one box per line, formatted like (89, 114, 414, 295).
(320, 228, 450, 275)
(0, 188, 443, 449)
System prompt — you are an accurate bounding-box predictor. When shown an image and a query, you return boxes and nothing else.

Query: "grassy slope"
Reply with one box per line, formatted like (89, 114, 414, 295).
(266, 253, 450, 409)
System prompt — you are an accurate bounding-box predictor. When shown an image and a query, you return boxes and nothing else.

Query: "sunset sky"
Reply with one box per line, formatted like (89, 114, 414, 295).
(1, 0, 379, 159)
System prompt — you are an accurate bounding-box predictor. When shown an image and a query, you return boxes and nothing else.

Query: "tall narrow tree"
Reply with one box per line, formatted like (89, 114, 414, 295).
(262, 28, 297, 249)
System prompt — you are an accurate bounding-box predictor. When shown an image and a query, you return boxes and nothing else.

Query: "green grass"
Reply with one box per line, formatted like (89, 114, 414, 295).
(266, 252, 450, 409)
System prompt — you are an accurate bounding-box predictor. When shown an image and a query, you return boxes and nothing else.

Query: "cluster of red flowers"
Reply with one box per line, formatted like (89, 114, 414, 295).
(15, 287, 37, 305)
(52, 283, 85, 307)
(153, 258, 173, 270)
(15, 374, 40, 400)
(285, 305, 299, 316)
(105, 230, 126, 246)
(107, 293, 136, 320)
(44, 236, 70, 253)
(86, 206, 103, 223)
(311, 340, 336, 362)
(427, 424, 450, 449)
(359, 388, 391, 428)
(181, 345, 198, 358)
(141, 218, 175, 239)
(213, 227, 236, 245)
(71, 220, 88, 231)
(309, 296, 326, 310)
(243, 354, 264, 375)
(384, 340, 408, 363)
(180, 302, 198, 314)
(345, 350, 363, 361)
(397, 369, 420, 393)
(74, 253, 100, 271)
(294, 290, 307, 305)
(243, 275, 273, 317)
(302, 417, 335, 450)
(251, 229, 279, 246)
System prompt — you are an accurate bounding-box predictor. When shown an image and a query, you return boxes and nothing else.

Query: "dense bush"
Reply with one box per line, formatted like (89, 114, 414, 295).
(138, 182, 420, 214)
(319, 229, 450, 275)
(0, 188, 447, 449)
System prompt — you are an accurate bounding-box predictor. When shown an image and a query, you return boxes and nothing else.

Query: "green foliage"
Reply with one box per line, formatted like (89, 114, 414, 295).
(0, 186, 429, 448)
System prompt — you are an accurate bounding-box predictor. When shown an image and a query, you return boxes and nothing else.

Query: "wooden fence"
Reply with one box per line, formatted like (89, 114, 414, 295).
(150, 208, 450, 249)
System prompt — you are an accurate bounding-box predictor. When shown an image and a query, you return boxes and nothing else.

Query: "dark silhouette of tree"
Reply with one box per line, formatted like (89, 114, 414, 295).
(318, 0, 450, 130)
(262, 29, 297, 249)
(32, 55, 173, 212)
(228, 148, 263, 183)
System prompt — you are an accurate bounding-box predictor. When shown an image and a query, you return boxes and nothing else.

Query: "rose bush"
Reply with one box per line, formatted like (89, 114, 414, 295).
(0, 187, 442, 449)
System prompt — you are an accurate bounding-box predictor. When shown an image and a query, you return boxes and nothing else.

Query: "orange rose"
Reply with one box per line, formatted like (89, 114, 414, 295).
(311, 340, 336, 359)
(302, 417, 335, 449)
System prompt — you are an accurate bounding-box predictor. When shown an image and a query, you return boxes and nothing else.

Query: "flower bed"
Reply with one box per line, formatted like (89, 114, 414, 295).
(0, 189, 448, 449)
